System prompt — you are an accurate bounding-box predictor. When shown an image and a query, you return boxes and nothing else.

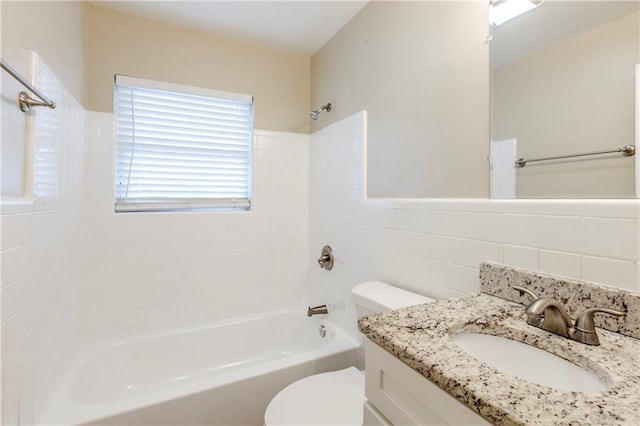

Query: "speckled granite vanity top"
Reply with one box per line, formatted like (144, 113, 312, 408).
(359, 263, 640, 425)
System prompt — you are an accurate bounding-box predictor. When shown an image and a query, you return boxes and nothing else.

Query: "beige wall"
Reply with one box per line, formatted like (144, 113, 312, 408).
(492, 12, 639, 198)
(311, 1, 490, 198)
(86, 5, 310, 133)
(1, 1, 86, 103)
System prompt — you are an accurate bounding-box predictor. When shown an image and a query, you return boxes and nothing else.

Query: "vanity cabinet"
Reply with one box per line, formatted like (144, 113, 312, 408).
(364, 338, 489, 426)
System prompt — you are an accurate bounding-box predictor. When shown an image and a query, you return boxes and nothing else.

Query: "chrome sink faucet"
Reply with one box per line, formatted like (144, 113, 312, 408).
(512, 286, 625, 345)
(525, 296, 574, 338)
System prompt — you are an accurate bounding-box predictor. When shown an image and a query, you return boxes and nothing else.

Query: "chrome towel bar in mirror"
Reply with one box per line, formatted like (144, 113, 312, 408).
(515, 144, 635, 168)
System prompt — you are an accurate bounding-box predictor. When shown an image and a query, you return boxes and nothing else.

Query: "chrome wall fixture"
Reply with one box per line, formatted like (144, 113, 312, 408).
(317, 245, 334, 270)
(307, 305, 329, 317)
(310, 103, 332, 120)
(1, 59, 56, 112)
(515, 144, 635, 168)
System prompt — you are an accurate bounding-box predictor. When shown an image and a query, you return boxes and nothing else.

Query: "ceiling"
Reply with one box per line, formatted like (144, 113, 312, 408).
(491, 0, 640, 68)
(91, 1, 369, 55)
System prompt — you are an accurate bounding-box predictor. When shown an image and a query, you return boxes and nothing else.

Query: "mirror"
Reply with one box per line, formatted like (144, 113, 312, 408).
(490, 0, 640, 198)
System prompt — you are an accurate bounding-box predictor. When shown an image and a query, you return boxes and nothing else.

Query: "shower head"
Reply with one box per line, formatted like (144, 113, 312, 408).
(310, 103, 331, 120)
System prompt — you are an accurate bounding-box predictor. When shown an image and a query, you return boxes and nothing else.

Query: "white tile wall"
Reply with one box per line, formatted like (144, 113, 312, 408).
(539, 249, 582, 280)
(308, 112, 640, 341)
(1, 56, 86, 425)
(539, 215, 582, 253)
(581, 217, 636, 260)
(581, 255, 637, 290)
(503, 214, 538, 246)
(78, 113, 309, 337)
(503, 245, 539, 271)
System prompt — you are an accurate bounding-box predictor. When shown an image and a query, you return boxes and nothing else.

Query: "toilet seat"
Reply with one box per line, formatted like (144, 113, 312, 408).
(264, 367, 365, 425)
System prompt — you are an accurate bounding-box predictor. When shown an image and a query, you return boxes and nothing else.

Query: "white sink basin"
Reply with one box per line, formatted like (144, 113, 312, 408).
(451, 332, 609, 393)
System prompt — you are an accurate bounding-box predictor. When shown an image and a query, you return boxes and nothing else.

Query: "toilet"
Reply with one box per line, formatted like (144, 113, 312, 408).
(264, 281, 433, 425)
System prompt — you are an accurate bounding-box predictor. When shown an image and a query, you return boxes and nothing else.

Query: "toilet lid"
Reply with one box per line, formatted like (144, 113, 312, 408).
(264, 367, 365, 425)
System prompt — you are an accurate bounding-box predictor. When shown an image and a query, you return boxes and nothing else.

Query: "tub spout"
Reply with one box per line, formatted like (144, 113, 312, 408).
(307, 305, 328, 317)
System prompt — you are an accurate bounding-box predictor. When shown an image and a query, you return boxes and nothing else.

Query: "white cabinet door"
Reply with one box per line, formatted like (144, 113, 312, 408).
(364, 338, 489, 426)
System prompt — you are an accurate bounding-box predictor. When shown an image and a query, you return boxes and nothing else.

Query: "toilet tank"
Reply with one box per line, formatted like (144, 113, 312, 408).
(351, 281, 433, 318)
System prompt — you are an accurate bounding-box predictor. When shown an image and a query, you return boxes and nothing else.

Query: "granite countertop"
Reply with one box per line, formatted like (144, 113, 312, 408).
(358, 293, 640, 425)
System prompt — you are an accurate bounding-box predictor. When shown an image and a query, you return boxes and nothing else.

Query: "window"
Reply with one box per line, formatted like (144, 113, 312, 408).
(114, 75, 253, 212)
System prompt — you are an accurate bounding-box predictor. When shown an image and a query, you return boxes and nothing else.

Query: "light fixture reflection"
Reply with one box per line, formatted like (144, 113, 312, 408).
(491, 0, 543, 26)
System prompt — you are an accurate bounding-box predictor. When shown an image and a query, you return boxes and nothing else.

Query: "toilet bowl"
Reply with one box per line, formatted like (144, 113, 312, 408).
(264, 281, 433, 425)
(264, 367, 364, 426)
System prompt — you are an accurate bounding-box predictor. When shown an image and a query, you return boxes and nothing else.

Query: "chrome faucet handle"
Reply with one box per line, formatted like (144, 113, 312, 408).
(317, 245, 334, 270)
(575, 308, 627, 333)
(574, 308, 626, 333)
(571, 307, 626, 346)
(511, 285, 539, 301)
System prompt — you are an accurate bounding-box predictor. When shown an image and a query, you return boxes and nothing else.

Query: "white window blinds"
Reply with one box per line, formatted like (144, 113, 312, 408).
(114, 75, 253, 212)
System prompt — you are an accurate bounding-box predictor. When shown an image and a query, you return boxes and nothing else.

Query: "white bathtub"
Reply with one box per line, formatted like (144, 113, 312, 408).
(42, 308, 359, 425)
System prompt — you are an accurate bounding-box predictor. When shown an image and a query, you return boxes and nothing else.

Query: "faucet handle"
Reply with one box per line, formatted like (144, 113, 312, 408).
(574, 307, 626, 334)
(317, 245, 334, 270)
(511, 285, 539, 301)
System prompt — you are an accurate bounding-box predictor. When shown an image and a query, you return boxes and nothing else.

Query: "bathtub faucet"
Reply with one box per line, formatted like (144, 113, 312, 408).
(317, 246, 334, 270)
(307, 305, 329, 317)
